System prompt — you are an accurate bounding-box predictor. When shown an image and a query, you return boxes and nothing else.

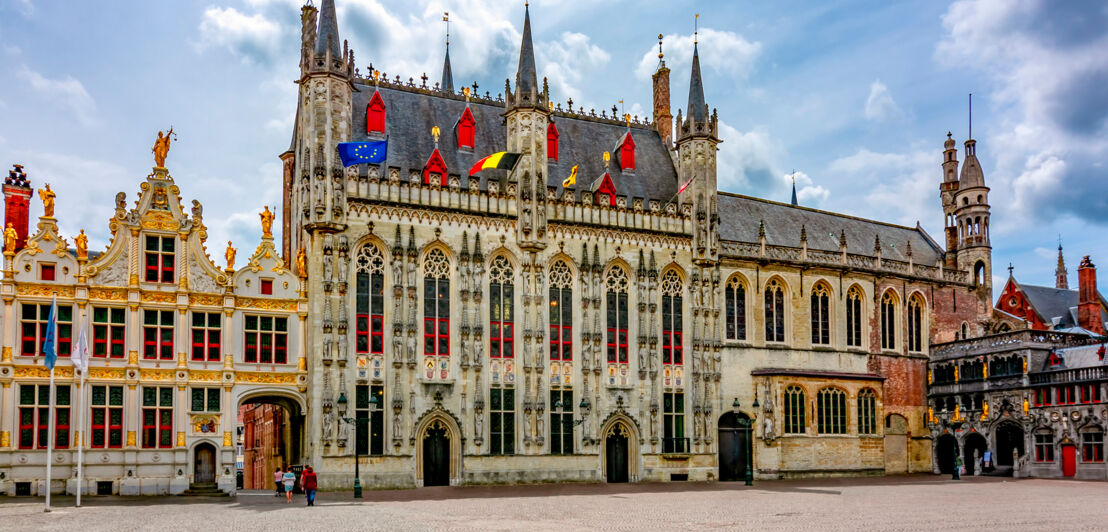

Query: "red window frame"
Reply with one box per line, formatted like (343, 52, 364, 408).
(142, 387, 173, 449)
(1035, 387, 1052, 406)
(1034, 433, 1054, 462)
(92, 307, 126, 358)
(356, 270, 385, 355)
(1083, 433, 1104, 462)
(618, 133, 636, 171)
(243, 315, 288, 364)
(1057, 385, 1076, 405)
(260, 279, 273, 296)
(422, 148, 448, 186)
(1081, 384, 1102, 403)
(594, 173, 617, 207)
(143, 309, 174, 360)
(662, 293, 683, 365)
(366, 91, 386, 135)
(490, 280, 514, 359)
(20, 302, 73, 357)
(456, 107, 475, 149)
(144, 235, 175, 283)
(606, 290, 628, 363)
(40, 263, 55, 281)
(90, 385, 123, 449)
(549, 286, 572, 361)
(424, 276, 450, 357)
(547, 122, 559, 161)
(191, 312, 221, 362)
(18, 384, 69, 449)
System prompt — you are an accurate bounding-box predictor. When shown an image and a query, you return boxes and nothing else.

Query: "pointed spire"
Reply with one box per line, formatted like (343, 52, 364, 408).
(314, 0, 341, 59)
(460, 231, 470, 261)
(581, 242, 589, 267)
(1056, 240, 1069, 289)
(687, 41, 706, 123)
(441, 12, 454, 93)
(514, 3, 538, 99)
(790, 173, 798, 206)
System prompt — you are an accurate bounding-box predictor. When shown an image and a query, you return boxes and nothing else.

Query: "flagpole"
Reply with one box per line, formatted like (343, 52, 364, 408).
(45, 365, 55, 513)
(75, 315, 86, 508)
(43, 294, 58, 513)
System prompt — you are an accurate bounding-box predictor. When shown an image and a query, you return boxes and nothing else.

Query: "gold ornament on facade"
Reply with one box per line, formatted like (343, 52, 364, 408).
(0, 431, 9, 448)
(15, 366, 74, 379)
(235, 371, 297, 384)
(152, 127, 176, 168)
(223, 431, 233, 447)
(189, 294, 222, 307)
(89, 287, 126, 301)
(191, 370, 221, 382)
(176, 431, 185, 447)
(141, 369, 175, 381)
(38, 184, 56, 218)
(75, 229, 89, 261)
(141, 291, 176, 304)
(259, 206, 275, 239)
(237, 296, 298, 311)
(17, 284, 76, 298)
(1, 347, 11, 363)
(225, 241, 236, 270)
(296, 246, 307, 278)
(4, 223, 17, 253)
(126, 431, 136, 447)
(141, 211, 177, 232)
(89, 368, 127, 380)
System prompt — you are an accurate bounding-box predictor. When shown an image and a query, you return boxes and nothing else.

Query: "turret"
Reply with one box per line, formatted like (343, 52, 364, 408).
(651, 35, 672, 146)
(1077, 256, 1104, 335)
(4, 164, 32, 252)
(675, 39, 720, 264)
(952, 128, 992, 295)
(940, 132, 959, 265)
(505, 4, 549, 252)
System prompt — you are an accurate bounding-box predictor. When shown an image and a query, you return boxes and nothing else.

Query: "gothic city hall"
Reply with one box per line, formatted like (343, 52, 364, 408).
(9, 0, 1051, 495)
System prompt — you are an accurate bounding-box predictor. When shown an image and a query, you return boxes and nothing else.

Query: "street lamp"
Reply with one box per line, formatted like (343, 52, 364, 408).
(340, 392, 378, 498)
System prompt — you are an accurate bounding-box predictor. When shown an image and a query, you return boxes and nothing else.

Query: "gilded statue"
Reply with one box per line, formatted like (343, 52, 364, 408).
(225, 241, 236, 270)
(152, 127, 176, 168)
(4, 222, 17, 253)
(296, 246, 307, 278)
(75, 229, 88, 261)
(38, 184, 56, 218)
(260, 206, 275, 238)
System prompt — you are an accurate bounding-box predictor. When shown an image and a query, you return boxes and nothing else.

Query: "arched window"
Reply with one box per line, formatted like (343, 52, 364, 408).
(907, 295, 924, 353)
(547, 122, 559, 162)
(817, 387, 847, 435)
(605, 267, 630, 364)
(960, 322, 968, 340)
(423, 249, 450, 375)
(725, 276, 747, 341)
(549, 260, 572, 361)
(661, 270, 684, 365)
(846, 286, 863, 347)
(784, 386, 806, 434)
(810, 283, 830, 345)
(880, 291, 897, 350)
(355, 244, 386, 356)
(764, 279, 786, 343)
(366, 91, 386, 135)
(858, 389, 877, 435)
(456, 107, 475, 149)
(489, 256, 514, 359)
(973, 261, 986, 287)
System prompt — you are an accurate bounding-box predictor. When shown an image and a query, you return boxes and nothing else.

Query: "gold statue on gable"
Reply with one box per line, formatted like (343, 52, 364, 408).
(225, 241, 236, 270)
(260, 206, 275, 238)
(4, 222, 17, 253)
(75, 229, 88, 261)
(38, 184, 56, 218)
(152, 127, 176, 168)
(296, 246, 307, 278)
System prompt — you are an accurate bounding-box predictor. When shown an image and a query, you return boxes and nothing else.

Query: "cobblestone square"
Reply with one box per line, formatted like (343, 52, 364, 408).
(1, 475, 1106, 531)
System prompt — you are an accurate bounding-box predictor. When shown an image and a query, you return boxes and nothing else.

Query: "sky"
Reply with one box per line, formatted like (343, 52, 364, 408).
(1, 0, 1106, 299)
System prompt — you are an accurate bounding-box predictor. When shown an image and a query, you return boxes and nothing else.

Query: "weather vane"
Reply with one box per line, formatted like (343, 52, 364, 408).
(694, 13, 699, 44)
(443, 12, 449, 46)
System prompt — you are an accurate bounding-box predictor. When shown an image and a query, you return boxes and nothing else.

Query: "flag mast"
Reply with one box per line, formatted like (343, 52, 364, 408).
(74, 314, 88, 507)
(44, 293, 58, 513)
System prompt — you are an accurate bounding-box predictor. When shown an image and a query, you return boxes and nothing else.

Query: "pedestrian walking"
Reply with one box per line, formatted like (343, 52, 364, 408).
(301, 465, 318, 506)
(274, 467, 283, 497)
(282, 469, 297, 503)
(953, 455, 963, 480)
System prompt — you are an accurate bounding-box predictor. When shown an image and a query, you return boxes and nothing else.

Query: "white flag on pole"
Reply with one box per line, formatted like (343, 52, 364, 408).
(72, 319, 89, 372)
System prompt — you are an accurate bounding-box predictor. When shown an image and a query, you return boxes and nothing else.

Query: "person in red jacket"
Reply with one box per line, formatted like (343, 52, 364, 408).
(300, 465, 318, 506)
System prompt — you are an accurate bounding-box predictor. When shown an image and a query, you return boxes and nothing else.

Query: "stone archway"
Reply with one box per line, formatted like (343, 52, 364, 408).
(995, 422, 1025, 467)
(599, 415, 640, 483)
(414, 410, 462, 487)
(963, 432, 988, 475)
(236, 389, 307, 490)
(193, 441, 217, 484)
(935, 434, 958, 474)
(718, 412, 752, 481)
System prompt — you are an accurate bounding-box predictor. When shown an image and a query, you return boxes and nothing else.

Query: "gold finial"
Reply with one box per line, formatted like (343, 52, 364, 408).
(38, 183, 56, 218)
(443, 12, 449, 46)
(75, 229, 88, 261)
(603, 151, 611, 167)
(694, 13, 699, 45)
(462, 86, 471, 102)
(431, 126, 441, 145)
(372, 69, 381, 87)
(623, 113, 631, 127)
(658, 34, 664, 60)
(548, 101, 553, 112)
(259, 206, 275, 238)
(152, 127, 176, 168)
(225, 240, 236, 270)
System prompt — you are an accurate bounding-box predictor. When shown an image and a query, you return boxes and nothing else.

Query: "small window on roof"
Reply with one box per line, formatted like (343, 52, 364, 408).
(260, 279, 273, 296)
(547, 122, 559, 162)
(457, 107, 475, 149)
(366, 91, 386, 135)
(40, 263, 55, 282)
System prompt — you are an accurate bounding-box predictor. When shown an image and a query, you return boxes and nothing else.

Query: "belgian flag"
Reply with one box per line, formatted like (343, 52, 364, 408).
(469, 152, 521, 176)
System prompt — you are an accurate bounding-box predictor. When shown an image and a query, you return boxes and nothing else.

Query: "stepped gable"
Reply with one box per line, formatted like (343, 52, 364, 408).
(349, 82, 678, 202)
(717, 192, 943, 263)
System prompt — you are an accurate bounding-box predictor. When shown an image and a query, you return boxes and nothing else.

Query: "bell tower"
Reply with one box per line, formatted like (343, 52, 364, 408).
(674, 38, 719, 265)
(952, 98, 992, 298)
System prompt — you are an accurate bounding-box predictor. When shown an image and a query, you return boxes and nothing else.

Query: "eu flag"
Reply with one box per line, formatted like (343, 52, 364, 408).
(337, 140, 388, 167)
(42, 295, 58, 370)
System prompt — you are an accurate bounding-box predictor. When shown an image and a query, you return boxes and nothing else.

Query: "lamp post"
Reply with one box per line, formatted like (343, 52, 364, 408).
(340, 392, 378, 498)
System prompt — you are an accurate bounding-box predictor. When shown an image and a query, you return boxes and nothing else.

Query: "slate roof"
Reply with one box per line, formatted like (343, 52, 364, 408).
(1017, 282, 1108, 329)
(717, 192, 944, 263)
(1033, 342, 1107, 372)
(349, 84, 678, 201)
(314, 0, 341, 58)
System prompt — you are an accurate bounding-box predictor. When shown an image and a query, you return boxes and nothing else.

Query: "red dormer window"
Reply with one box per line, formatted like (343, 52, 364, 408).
(1047, 351, 1063, 367)
(423, 148, 448, 186)
(456, 107, 475, 149)
(594, 173, 616, 206)
(618, 132, 636, 172)
(366, 91, 386, 135)
(547, 122, 559, 162)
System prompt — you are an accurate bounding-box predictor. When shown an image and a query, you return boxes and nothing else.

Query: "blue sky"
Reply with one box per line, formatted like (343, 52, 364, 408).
(1, 0, 1106, 297)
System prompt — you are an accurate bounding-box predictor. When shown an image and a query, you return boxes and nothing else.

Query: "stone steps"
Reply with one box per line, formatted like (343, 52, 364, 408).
(180, 483, 230, 497)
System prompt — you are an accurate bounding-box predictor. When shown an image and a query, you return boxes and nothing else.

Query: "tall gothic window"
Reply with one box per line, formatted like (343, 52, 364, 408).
(880, 291, 897, 350)
(784, 385, 805, 434)
(605, 267, 630, 364)
(907, 295, 924, 353)
(355, 244, 386, 356)
(725, 276, 747, 341)
(489, 256, 515, 359)
(764, 279, 786, 343)
(423, 249, 450, 369)
(857, 388, 877, 435)
(846, 286, 863, 348)
(490, 388, 515, 455)
(661, 270, 684, 365)
(549, 260, 573, 361)
(810, 283, 830, 345)
(817, 387, 847, 435)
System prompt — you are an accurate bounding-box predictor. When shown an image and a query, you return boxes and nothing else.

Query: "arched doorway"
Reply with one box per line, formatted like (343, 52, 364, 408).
(718, 412, 752, 481)
(884, 414, 909, 474)
(963, 432, 987, 475)
(936, 434, 958, 474)
(995, 422, 1024, 467)
(194, 442, 217, 484)
(605, 425, 630, 483)
(237, 391, 306, 490)
(422, 422, 450, 486)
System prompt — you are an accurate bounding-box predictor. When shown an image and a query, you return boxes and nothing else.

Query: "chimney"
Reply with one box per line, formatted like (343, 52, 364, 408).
(4, 164, 32, 252)
(651, 34, 672, 146)
(1077, 255, 1104, 335)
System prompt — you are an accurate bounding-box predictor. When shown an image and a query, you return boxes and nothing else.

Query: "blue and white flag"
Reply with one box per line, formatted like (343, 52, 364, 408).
(42, 295, 58, 370)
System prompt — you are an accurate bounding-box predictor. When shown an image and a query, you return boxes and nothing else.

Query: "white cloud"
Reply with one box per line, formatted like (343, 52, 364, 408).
(195, 7, 283, 65)
(538, 32, 611, 109)
(826, 148, 938, 229)
(635, 28, 762, 82)
(16, 65, 97, 126)
(716, 121, 786, 198)
(782, 170, 830, 206)
(864, 79, 904, 122)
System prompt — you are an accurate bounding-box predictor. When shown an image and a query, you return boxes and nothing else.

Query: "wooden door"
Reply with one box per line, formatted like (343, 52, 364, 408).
(1062, 445, 1076, 477)
(606, 432, 629, 483)
(422, 426, 450, 486)
(195, 444, 215, 484)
